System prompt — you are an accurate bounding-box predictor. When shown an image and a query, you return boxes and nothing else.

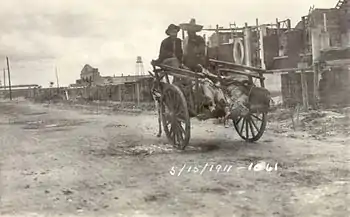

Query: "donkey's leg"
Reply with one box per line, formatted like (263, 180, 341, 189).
(156, 101, 162, 137)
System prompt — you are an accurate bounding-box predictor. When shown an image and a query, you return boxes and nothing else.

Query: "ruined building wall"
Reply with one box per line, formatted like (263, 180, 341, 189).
(309, 9, 341, 47)
(262, 29, 279, 70)
(339, 1, 350, 46)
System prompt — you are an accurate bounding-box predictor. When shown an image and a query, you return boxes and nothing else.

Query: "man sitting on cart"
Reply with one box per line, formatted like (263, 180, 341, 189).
(152, 23, 198, 115)
(153, 24, 183, 68)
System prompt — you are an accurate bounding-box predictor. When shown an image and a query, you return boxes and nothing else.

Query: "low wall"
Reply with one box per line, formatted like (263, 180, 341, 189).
(2, 78, 154, 104)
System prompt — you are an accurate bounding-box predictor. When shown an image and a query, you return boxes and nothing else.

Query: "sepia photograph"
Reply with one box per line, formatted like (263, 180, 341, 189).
(0, 0, 349, 216)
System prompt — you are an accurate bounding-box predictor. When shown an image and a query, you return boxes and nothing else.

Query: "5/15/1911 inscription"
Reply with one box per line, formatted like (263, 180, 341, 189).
(169, 163, 232, 176)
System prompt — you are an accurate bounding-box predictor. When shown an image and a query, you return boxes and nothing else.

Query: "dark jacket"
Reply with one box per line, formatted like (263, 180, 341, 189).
(157, 37, 183, 63)
(183, 35, 206, 70)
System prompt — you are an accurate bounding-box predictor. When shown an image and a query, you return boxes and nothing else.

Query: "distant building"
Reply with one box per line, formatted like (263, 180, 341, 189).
(81, 64, 100, 80)
(103, 75, 151, 85)
(72, 64, 150, 87)
(75, 64, 105, 86)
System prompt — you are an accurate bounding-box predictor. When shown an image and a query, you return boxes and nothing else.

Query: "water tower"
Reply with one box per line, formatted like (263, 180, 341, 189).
(135, 56, 145, 76)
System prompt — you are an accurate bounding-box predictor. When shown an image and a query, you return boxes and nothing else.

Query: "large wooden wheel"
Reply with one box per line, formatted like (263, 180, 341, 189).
(160, 83, 191, 150)
(233, 111, 267, 142)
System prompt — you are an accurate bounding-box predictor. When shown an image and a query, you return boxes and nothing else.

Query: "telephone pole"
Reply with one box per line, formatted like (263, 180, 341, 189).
(6, 57, 12, 100)
(55, 66, 60, 89)
(3, 68, 6, 90)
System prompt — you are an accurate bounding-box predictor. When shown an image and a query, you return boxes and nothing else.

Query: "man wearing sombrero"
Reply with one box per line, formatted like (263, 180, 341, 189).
(179, 19, 248, 125)
(179, 18, 206, 71)
(180, 19, 226, 120)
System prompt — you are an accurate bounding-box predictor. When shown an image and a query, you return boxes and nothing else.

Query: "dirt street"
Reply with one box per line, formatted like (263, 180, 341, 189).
(0, 100, 349, 217)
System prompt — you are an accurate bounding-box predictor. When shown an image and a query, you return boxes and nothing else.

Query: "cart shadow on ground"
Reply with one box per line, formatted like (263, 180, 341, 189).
(86, 135, 266, 159)
(183, 138, 263, 154)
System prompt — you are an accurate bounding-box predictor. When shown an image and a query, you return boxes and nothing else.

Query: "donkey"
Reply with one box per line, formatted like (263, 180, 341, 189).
(149, 71, 163, 137)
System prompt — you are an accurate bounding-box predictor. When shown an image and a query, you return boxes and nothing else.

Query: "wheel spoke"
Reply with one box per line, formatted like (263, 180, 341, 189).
(174, 121, 184, 140)
(169, 125, 175, 138)
(177, 121, 186, 135)
(245, 118, 249, 139)
(176, 106, 184, 116)
(175, 95, 181, 111)
(171, 91, 177, 107)
(239, 118, 245, 135)
(174, 128, 179, 145)
(177, 127, 184, 143)
(234, 116, 243, 125)
(248, 118, 256, 138)
(250, 117, 260, 132)
(165, 91, 174, 109)
(173, 124, 183, 146)
(251, 114, 262, 122)
(168, 99, 175, 111)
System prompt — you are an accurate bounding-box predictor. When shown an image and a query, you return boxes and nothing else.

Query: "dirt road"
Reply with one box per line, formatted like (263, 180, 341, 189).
(0, 100, 349, 217)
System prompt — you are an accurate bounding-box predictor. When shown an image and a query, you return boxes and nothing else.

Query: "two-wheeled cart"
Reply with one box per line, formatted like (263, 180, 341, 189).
(150, 59, 271, 150)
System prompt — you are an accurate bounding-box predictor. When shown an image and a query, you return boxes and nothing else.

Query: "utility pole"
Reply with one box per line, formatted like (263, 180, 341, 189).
(55, 66, 60, 94)
(3, 68, 6, 90)
(6, 57, 12, 100)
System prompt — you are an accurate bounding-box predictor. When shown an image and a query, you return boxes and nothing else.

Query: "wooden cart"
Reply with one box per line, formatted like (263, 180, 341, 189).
(150, 58, 271, 150)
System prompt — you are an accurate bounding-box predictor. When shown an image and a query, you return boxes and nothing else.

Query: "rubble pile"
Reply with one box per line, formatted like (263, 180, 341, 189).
(300, 110, 349, 137)
(269, 108, 350, 138)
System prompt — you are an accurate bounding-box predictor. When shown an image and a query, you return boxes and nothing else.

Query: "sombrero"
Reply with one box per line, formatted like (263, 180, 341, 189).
(179, 18, 203, 32)
(165, 24, 180, 35)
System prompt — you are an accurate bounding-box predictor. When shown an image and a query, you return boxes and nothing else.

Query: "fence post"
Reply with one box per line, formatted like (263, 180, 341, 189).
(259, 25, 267, 69)
(300, 69, 309, 111)
(118, 85, 122, 102)
(313, 63, 319, 108)
(6, 57, 12, 100)
(244, 23, 252, 67)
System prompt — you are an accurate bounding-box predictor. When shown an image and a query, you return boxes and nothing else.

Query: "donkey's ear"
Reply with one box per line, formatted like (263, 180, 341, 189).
(148, 71, 155, 77)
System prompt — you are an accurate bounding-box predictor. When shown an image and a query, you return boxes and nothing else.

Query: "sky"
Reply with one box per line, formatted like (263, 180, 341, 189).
(0, 0, 336, 87)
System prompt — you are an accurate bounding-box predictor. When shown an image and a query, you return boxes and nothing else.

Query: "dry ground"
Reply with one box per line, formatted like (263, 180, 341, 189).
(0, 99, 349, 217)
